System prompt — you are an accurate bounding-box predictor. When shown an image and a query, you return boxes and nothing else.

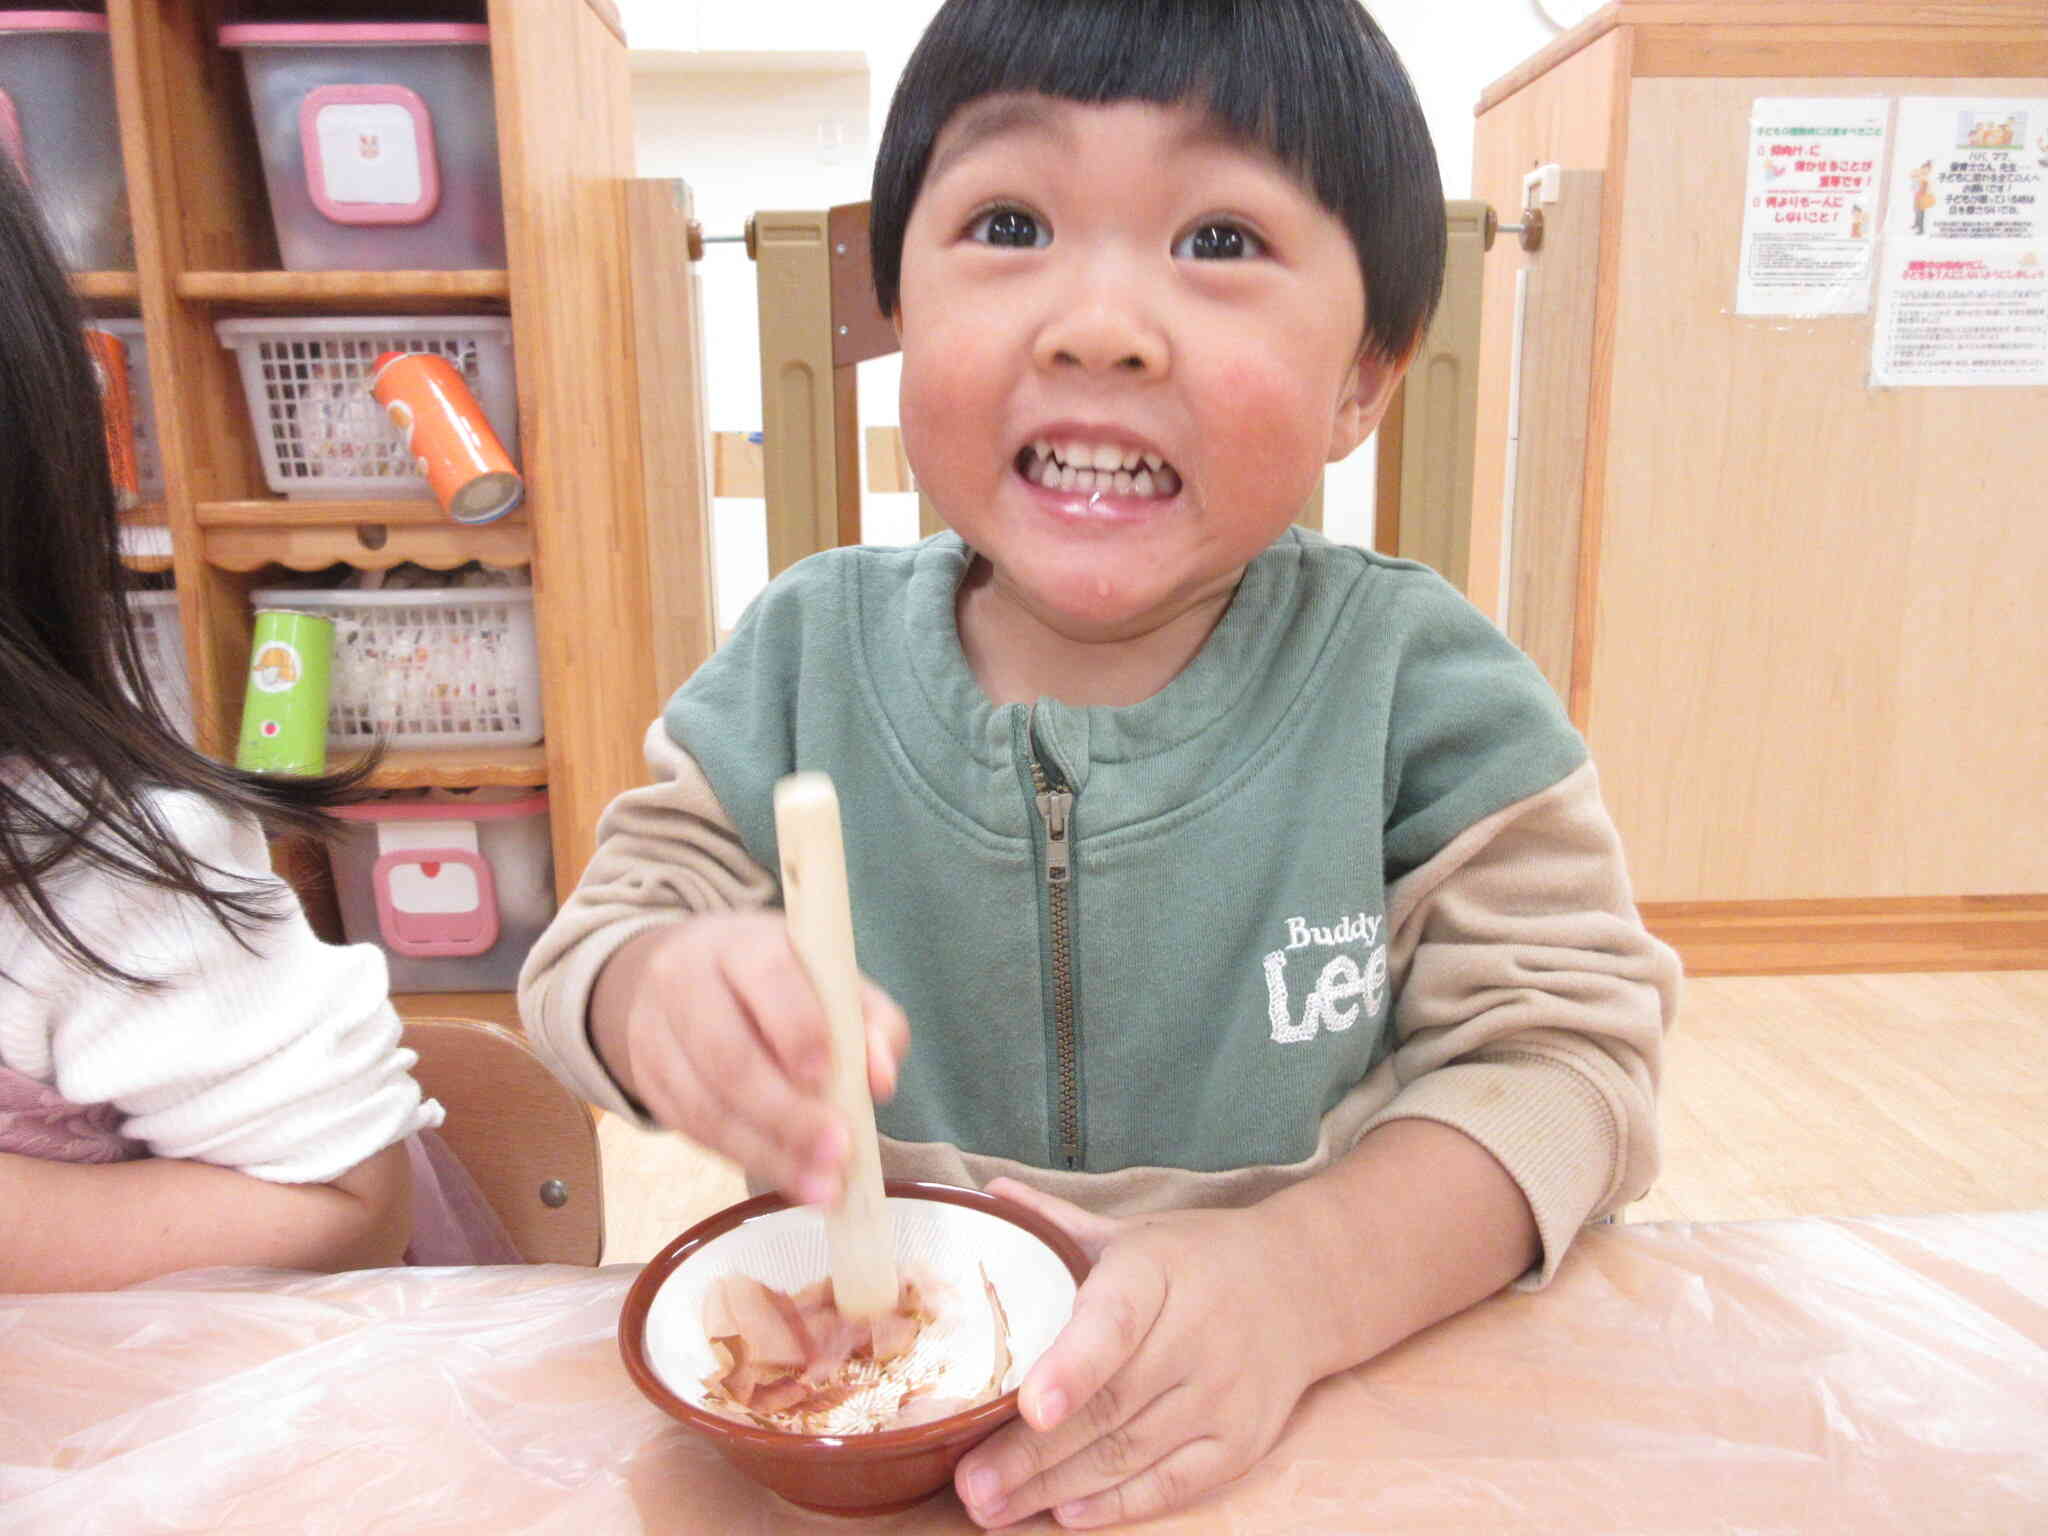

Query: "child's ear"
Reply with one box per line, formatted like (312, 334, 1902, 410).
(1327, 340, 1417, 462)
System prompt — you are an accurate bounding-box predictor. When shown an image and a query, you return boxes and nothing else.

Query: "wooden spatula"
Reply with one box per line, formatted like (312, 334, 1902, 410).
(773, 772, 899, 1321)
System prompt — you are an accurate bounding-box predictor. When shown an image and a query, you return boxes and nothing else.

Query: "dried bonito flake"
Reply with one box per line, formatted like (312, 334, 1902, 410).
(700, 1266, 1014, 1434)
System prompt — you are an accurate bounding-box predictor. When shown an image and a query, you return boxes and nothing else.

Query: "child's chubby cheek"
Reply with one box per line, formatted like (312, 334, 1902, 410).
(1196, 359, 1338, 484)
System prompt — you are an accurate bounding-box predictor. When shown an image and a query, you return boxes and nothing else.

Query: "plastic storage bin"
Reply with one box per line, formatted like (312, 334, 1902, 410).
(248, 583, 544, 748)
(216, 315, 517, 499)
(125, 590, 196, 744)
(219, 22, 505, 271)
(93, 319, 165, 499)
(329, 789, 553, 992)
(0, 11, 134, 270)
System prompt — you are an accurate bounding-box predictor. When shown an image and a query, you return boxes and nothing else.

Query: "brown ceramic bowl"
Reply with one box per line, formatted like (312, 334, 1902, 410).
(619, 1180, 1090, 1517)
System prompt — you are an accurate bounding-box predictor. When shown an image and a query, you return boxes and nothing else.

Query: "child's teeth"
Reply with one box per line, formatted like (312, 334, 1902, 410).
(1023, 439, 1178, 496)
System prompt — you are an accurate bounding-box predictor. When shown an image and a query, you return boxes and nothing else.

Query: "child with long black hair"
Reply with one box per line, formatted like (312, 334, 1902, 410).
(0, 151, 447, 1291)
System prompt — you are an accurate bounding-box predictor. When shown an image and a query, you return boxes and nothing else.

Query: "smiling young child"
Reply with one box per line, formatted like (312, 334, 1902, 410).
(521, 0, 1678, 1525)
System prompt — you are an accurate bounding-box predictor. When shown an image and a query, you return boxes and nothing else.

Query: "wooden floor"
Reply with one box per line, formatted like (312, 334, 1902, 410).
(597, 970, 2048, 1264)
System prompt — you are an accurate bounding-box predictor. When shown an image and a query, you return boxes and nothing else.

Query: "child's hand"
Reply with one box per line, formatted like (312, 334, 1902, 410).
(591, 913, 909, 1205)
(957, 1178, 1321, 1530)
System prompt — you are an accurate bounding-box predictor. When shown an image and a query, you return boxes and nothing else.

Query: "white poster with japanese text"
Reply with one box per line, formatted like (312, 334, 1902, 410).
(1889, 98, 2047, 242)
(1737, 98, 1890, 316)
(1871, 240, 2048, 387)
(1873, 99, 2048, 385)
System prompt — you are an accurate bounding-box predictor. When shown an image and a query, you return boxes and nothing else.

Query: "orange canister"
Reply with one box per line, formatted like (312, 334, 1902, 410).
(83, 327, 141, 510)
(369, 351, 523, 524)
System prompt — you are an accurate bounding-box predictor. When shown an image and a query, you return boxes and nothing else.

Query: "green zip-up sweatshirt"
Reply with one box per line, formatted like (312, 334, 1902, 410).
(521, 530, 1678, 1280)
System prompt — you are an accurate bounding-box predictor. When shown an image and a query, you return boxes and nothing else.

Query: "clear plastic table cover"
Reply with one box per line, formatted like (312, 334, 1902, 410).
(3, 1211, 2044, 1534)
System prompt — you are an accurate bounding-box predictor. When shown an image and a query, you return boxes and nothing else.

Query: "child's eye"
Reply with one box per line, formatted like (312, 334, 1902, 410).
(968, 207, 1050, 248)
(1174, 220, 1265, 260)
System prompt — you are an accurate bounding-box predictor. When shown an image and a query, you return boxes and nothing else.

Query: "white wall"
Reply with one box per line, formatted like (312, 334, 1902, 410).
(617, 0, 1568, 622)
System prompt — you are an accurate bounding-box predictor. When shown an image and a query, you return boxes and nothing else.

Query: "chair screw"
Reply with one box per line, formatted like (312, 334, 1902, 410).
(540, 1179, 570, 1208)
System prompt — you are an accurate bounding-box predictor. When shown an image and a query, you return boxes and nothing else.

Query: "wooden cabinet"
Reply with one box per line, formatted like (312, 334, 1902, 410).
(1468, 2, 2048, 973)
(81, 0, 714, 1018)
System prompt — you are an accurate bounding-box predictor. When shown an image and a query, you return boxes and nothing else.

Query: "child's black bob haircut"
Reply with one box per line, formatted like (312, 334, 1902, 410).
(871, 0, 1445, 364)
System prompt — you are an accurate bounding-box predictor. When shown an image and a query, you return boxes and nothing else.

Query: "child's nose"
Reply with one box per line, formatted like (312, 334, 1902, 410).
(1031, 270, 1169, 378)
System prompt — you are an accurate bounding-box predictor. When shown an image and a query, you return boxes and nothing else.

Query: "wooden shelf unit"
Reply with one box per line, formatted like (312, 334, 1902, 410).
(94, 0, 715, 1007)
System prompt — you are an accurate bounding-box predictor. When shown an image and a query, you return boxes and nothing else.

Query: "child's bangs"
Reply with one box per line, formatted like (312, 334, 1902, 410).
(931, 2, 1327, 196)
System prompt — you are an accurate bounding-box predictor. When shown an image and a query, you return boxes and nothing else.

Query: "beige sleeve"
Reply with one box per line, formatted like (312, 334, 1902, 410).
(516, 719, 778, 1123)
(1365, 761, 1681, 1285)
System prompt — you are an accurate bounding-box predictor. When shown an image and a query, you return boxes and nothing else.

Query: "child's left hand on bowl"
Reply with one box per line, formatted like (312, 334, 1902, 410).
(954, 1178, 1323, 1531)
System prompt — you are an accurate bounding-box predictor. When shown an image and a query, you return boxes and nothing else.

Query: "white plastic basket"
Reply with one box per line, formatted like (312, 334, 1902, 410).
(249, 585, 543, 748)
(94, 319, 165, 499)
(125, 589, 196, 743)
(216, 315, 517, 499)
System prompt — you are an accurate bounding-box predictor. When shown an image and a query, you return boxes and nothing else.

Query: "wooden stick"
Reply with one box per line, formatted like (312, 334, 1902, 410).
(773, 773, 898, 1320)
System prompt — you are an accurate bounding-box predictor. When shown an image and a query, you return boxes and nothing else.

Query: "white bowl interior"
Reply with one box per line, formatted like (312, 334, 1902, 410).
(642, 1196, 1078, 1435)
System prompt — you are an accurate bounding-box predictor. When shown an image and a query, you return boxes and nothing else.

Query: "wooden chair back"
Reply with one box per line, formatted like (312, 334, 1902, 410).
(400, 1016, 604, 1266)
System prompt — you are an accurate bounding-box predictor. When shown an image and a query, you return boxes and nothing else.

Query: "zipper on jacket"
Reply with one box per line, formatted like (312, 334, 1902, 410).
(1028, 755, 1082, 1169)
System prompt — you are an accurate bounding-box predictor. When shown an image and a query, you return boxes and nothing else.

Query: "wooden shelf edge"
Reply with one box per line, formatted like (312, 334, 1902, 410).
(202, 522, 535, 573)
(340, 744, 549, 791)
(176, 270, 512, 303)
(72, 270, 142, 300)
(1643, 896, 2048, 977)
(197, 498, 530, 530)
(390, 990, 523, 1031)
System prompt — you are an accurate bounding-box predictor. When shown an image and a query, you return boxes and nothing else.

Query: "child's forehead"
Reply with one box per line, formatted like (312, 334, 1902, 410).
(922, 90, 1284, 183)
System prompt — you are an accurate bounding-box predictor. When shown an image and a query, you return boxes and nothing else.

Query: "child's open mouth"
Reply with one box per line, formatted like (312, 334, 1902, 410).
(1015, 439, 1182, 499)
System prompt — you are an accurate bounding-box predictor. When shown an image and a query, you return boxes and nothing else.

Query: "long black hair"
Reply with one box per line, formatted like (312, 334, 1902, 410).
(870, 0, 1446, 362)
(0, 152, 371, 987)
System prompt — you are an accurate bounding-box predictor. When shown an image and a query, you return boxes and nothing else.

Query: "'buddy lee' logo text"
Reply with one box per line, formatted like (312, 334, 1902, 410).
(1263, 910, 1389, 1043)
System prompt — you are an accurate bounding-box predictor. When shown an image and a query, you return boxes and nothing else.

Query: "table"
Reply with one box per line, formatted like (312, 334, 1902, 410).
(4, 1213, 2044, 1533)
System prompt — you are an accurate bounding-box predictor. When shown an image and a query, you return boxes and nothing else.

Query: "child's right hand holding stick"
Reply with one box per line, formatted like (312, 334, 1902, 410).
(589, 915, 910, 1207)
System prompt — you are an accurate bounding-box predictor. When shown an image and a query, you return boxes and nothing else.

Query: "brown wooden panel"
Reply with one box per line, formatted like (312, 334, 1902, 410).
(1478, 4, 2048, 112)
(1633, 28, 2048, 78)
(1503, 171, 1604, 708)
(1469, 30, 1629, 623)
(490, 0, 658, 894)
(626, 177, 718, 701)
(827, 202, 898, 368)
(1589, 76, 2048, 901)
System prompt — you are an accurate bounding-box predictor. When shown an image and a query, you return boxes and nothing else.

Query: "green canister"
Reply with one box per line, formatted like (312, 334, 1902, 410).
(235, 607, 334, 775)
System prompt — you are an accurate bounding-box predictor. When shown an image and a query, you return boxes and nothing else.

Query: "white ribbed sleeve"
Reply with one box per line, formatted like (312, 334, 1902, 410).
(0, 787, 441, 1184)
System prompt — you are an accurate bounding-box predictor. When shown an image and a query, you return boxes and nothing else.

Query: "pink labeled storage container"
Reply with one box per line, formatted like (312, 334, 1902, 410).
(0, 11, 134, 269)
(329, 789, 553, 992)
(219, 22, 505, 271)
